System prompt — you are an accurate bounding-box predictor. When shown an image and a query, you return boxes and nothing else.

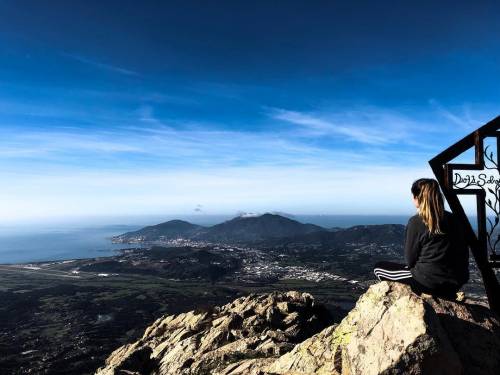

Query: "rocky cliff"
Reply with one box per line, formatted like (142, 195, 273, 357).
(96, 282, 500, 375)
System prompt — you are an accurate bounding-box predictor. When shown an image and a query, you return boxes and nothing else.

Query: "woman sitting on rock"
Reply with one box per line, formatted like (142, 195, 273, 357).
(373, 178, 469, 298)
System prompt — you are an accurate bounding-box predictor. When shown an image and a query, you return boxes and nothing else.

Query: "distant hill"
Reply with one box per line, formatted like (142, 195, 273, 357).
(260, 223, 405, 248)
(195, 213, 325, 243)
(326, 224, 405, 246)
(113, 213, 325, 244)
(112, 220, 205, 243)
(324, 224, 405, 245)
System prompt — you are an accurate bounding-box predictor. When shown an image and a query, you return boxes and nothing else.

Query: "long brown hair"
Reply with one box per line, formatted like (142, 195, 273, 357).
(411, 178, 445, 234)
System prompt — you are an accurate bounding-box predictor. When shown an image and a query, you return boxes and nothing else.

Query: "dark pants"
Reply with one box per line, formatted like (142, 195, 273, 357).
(373, 261, 457, 299)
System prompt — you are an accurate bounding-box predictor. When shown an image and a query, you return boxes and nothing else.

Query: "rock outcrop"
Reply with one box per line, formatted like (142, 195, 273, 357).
(95, 291, 333, 375)
(96, 282, 500, 375)
(268, 282, 500, 375)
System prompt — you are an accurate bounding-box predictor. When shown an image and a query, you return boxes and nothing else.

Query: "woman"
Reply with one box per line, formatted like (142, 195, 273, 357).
(373, 178, 469, 298)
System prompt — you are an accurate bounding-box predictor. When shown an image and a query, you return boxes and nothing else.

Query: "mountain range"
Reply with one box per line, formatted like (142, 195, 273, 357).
(112, 213, 405, 246)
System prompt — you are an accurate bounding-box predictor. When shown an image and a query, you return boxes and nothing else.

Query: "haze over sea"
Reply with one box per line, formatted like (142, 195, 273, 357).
(0, 214, 410, 264)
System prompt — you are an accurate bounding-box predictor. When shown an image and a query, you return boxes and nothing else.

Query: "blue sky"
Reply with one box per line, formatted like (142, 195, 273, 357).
(0, 1, 499, 223)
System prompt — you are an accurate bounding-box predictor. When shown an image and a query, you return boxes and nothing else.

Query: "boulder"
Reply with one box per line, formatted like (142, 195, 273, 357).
(267, 282, 500, 375)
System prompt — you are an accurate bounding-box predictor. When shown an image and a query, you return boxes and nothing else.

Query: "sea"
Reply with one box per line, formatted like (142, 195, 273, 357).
(0, 214, 411, 264)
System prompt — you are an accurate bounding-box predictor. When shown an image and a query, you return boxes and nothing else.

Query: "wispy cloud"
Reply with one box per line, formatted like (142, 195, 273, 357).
(0, 105, 453, 172)
(61, 52, 140, 76)
(270, 108, 414, 145)
(0, 103, 486, 222)
(0, 125, 369, 170)
(429, 99, 481, 130)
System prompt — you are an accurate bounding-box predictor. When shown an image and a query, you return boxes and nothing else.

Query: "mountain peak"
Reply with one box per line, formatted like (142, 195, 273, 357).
(201, 213, 325, 243)
(163, 219, 193, 224)
(112, 219, 204, 243)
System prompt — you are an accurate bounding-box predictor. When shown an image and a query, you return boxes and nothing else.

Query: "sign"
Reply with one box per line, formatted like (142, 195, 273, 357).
(429, 116, 500, 314)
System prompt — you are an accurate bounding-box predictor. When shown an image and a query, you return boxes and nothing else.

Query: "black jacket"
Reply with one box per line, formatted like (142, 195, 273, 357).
(405, 211, 469, 291)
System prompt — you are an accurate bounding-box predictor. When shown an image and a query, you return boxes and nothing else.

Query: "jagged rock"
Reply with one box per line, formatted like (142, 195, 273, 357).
(267, 282, 500, 375)
(95, 291, 332, 375)
(96, 282, 500, 375)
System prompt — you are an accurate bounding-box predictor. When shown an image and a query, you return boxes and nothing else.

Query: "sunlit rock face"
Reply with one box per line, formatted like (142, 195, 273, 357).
(95, 291, 332, 375)
(96, 282, 500, 375)
(269, 282, 500, 375)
